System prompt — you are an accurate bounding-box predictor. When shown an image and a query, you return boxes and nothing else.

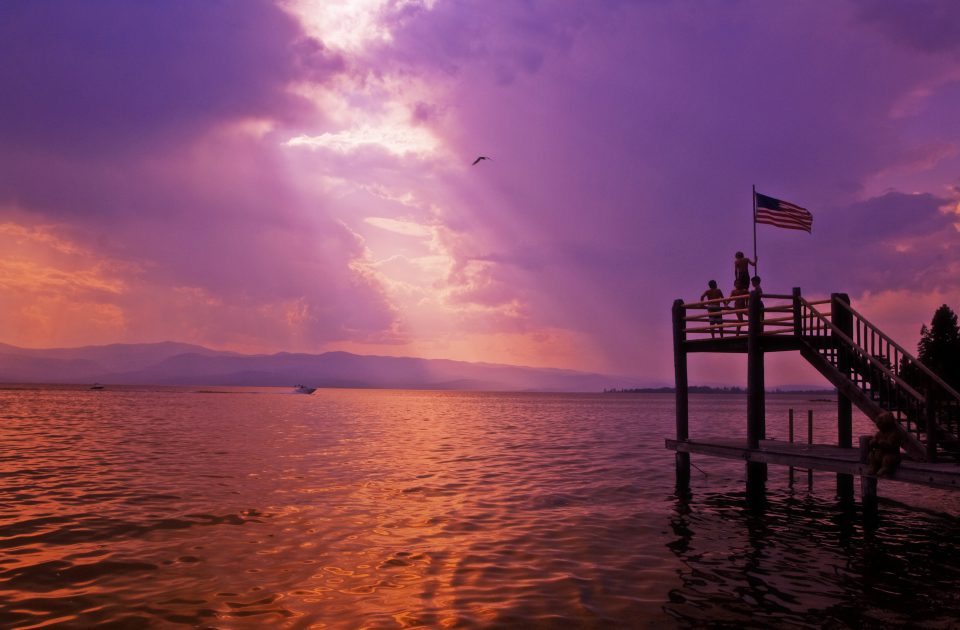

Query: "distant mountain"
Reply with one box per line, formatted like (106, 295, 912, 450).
(0, 341, 231, 373)
(0, 342, 648, 392)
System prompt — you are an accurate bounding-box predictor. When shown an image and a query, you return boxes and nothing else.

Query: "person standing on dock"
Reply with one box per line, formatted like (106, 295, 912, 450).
(730, 280, 749, 335)
(734, 251, 757, 289)
(700, 280, 725, 338)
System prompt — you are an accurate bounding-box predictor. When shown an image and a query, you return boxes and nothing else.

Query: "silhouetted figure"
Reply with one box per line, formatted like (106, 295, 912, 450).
(750, 275, 763, 298)
(868, 411, 903, 477)
(700, 280, 725, 338)
(472, 156, 492, 165)
(730, 278, 749, 335)
(734, 251, 757, 289)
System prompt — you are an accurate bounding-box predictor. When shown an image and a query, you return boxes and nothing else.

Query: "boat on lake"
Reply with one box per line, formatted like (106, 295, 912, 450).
(292, 385, 316, 395)
(90, 383, 105, 390)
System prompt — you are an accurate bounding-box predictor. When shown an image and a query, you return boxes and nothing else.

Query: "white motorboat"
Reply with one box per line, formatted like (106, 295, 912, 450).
(292, 385, 316, 394)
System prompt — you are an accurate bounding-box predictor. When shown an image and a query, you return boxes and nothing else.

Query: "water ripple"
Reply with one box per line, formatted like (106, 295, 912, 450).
(0, 388, 959, 628)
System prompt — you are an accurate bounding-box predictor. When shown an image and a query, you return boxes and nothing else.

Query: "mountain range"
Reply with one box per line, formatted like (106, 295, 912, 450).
(0, 342, 648, 392)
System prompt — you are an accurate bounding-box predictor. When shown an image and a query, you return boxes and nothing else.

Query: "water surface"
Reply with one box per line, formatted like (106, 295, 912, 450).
(2, 388, 959, 628)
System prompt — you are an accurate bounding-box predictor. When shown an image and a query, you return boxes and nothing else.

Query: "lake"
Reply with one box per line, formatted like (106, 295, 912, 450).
(2, 387, 960, 628)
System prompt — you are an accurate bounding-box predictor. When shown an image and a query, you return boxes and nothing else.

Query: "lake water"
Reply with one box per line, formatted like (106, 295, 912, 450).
(2, 387, 960, 628)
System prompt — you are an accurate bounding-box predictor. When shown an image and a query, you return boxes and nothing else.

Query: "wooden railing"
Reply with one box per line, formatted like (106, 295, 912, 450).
(680, 292, 829, 339)
(797, 297, 926, 438)
(797, 295, 960, 461)
(833, 298, 960, 452)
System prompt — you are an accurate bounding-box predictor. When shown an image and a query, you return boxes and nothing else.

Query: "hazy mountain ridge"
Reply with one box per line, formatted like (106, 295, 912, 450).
(0, 343, 648, 392)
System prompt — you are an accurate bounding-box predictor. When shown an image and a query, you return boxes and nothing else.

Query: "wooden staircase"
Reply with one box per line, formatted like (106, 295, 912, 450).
(796, 294, 960, 462)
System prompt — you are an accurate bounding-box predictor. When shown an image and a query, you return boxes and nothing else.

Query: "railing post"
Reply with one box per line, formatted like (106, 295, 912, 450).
(859, 435, 878, 523)
(673, 299, 690, 484)
(832, 293, 853, 450)
(792, 287, 802, 337)
(747, 291, 766, 487)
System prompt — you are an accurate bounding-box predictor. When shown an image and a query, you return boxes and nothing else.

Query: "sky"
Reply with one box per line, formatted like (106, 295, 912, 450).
(0, 0, 958, 386)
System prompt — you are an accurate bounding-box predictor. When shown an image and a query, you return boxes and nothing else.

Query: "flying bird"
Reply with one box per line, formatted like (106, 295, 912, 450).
(472, 156, 492, 165)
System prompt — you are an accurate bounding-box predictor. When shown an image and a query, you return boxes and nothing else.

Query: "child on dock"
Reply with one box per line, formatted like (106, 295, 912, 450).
(868, 411, 903, 477)
(730, 279, 749, 335)
(700, 280, 725, 338)
(734, 252, 757, 289)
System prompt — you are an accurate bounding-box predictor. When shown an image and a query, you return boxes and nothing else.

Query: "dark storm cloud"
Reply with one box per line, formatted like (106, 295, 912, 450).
(0, 0, 339, 156)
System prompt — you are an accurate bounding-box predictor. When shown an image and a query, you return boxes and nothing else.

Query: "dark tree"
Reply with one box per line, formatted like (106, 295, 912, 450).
(912, 304, 960, 391)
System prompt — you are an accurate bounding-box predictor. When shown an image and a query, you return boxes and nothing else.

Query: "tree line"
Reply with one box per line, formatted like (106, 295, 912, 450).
(905, 303, 960, 391)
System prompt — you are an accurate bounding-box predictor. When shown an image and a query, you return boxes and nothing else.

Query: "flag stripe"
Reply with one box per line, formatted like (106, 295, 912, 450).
(756, 210, 810, 226)
(754, 191, 812, 233)
(755, 210, 810, 225)
(756, 214, 811, 231)
(757, 210, 811, 228)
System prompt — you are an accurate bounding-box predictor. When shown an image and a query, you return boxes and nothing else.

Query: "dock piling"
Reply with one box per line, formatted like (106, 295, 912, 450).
(788, 409, 794, 487)
(808, 409, 813, 490)
(833, 293, 855, 499)
(746, 291, 767, 487)
(673, 298, 690, 486)
(859, 435, 878, 519)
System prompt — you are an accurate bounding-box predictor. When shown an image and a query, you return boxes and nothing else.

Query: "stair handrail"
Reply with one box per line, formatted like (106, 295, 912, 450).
(798, 297, 924, 401)
(833, 299, 960, 403)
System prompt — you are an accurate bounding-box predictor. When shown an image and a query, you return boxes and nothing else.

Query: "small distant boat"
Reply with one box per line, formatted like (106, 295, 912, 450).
(90, 383, 105, 390)
(292, 385, 316, 395)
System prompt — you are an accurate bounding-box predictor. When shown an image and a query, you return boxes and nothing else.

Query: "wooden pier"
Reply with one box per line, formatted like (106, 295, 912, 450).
(666, 288, 960, 515)
(666, 438, 960, 491)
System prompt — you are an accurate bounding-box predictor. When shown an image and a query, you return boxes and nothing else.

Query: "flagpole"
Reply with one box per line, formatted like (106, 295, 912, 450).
(752, 184, 758, 276)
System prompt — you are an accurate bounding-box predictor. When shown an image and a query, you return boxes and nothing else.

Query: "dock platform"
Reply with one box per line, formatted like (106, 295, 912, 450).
(665, 438, 960, 491)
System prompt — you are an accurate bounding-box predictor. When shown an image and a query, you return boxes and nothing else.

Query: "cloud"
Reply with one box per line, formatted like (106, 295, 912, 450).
(0, 1, 341, 157)
(285, 109, 440, 156)
(364, 217, 433, 238)
(0, 1, 397, 352)
(2, 0, 960, 384)
(854, 0, 960, 53)
(341, 0, 960, 378)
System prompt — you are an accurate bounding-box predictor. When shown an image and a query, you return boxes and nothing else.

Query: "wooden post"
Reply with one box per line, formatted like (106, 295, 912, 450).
(807, 409, 814, 489)
(792, 287, 802, 337)
(788, 408, 794, 486)
(859, 435, 878, 521)
(832, 293, 853, 449)
(673, 299, 690, 485)
(746, 290, 766, 487)
(926, 401, 937, 463)
(832, 293, 855, 499)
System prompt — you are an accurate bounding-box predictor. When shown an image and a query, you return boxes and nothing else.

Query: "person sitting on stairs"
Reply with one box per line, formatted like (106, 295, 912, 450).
(868, 411, 903, 477)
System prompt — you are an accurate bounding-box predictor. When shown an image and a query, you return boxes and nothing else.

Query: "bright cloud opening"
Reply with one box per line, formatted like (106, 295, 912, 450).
(285, 119, 439, 157)
(284, 0, 438, 52)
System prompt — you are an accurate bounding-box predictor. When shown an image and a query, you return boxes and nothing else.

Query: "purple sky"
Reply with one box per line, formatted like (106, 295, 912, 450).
(1, 0, 958, 385)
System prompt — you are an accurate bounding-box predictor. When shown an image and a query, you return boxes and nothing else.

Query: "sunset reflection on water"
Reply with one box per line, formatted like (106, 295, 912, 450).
(1, 387, 959, 628)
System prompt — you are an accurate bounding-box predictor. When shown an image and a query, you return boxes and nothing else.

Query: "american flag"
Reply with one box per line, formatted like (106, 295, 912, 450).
(754, 192, 812, 233)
